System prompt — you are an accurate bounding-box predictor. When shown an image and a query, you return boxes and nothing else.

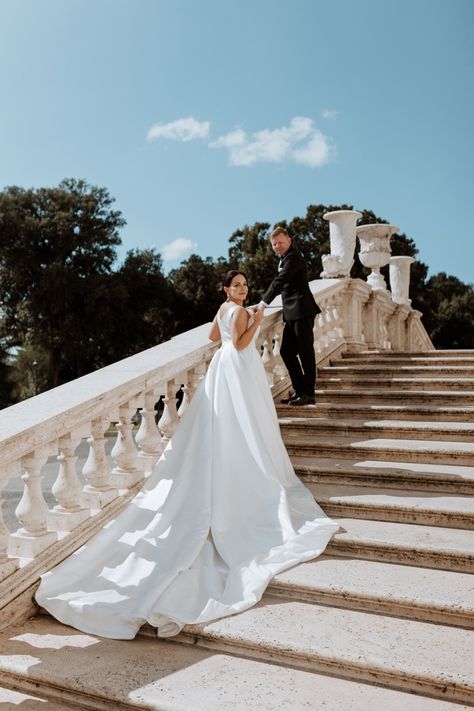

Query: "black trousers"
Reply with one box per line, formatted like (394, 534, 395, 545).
(280, 316, 316, 397)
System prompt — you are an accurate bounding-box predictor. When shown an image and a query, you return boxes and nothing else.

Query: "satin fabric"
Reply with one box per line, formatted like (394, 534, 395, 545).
(36, 304, 339, 639)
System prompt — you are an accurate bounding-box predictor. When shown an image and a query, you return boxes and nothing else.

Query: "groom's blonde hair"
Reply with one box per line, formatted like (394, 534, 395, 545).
(269, 226, 290, 240)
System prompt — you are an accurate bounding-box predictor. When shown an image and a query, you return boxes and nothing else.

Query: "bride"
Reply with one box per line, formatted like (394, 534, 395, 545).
(36, 270, 339, 639)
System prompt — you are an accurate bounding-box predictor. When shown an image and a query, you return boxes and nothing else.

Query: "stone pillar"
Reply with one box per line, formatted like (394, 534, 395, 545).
(340, 279, 371, 351)
(390, 256, 415, 306)
(321, 210, 362, 278)
(356, 223, 399, 290)
(388, 303, 411, 350)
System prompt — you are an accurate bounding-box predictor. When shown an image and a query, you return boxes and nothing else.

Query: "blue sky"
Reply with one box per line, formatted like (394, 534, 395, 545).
(1, 0, 473, 283)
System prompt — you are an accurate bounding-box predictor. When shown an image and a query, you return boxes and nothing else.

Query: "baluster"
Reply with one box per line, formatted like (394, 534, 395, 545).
(8, 447, 57, 559)
(48, 433, 90, 531)
(313, 311, 323, 354)
(191, 362, 207, 396)
(157, 381, 180, 450)
(0, 463, 20, 576)
(261, 335, 275, 385)
(82, 417, 119, 508)
(177, 383, 190, 417)
(136, 389, 163, 474)
(272, 327, 287, 380)
(111, 402, 143, 489)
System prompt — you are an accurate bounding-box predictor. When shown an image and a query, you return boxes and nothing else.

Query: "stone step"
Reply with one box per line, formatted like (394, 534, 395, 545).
(0, 687, 67, 709)
(341, 349, 474, 359)
(284, 433, 474, 466)
(280, 416, 474, 442)
(268, 556, 474, 628)
(307, 482, 474, 529)
(292, 455, 474, 494)
(327, 517, 474, 572)
(178, 596, 474, 705)
(3, 618, 469, 711)
(338, 358, 474, 368)
(277, 401, 474, 422)
(321, 364, 474, 376)
(317, 376, 474, 391)
(313, 388, 474, 406)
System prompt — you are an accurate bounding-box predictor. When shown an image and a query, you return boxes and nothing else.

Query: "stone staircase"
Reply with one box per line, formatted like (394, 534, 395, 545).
(1, 350, 473, 710)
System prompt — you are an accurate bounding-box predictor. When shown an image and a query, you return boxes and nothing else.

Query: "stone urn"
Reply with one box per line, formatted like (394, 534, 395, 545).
(321, 209, 362, 278)
(389, 256, 415, 305)
(356, 223, 399, 290)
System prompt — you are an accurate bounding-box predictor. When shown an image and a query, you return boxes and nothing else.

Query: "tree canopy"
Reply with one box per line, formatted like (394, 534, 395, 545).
(0, 181, 472, 406)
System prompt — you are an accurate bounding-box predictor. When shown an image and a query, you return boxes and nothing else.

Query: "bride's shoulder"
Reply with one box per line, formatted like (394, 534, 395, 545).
(218, 303, 247, 320)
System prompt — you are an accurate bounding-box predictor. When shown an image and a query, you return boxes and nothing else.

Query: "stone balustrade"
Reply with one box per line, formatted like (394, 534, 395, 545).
(0, 277, 434, 625)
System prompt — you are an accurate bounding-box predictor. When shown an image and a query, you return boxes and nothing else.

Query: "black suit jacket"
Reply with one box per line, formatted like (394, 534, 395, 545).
(262, 246, 320, 322)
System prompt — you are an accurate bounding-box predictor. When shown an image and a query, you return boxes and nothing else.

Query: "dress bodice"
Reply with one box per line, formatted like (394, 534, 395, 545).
(218, 303, 257, 345)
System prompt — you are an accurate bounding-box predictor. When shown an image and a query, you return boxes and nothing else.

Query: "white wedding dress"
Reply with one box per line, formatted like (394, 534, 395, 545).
(36, 304, 339, 639)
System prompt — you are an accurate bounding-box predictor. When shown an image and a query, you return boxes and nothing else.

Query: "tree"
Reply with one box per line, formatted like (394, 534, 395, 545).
(418, 273, 474, 348)
(0, 178, 125, 388)
(168, 254, 230, 327)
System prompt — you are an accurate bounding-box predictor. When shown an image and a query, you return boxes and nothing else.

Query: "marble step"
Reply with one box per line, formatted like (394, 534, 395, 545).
(317, 376, 474, 391)
(307, 482, 474, 529)
(337, 356, 474, 366)
(340, 349, 474, 360)
(277, 402, 474, 422)
(327, 517, 474, 572)
(178, 596, 474, 705)
(284, 433, 474, 466)
(280, 416, 474, 442)
(321, 366, 474, 379)
(3, 618, 469, 711)
(292, 455, 474, 494)
(312, 388, 474, 406)
(268, 555, 474, 628)
(0, 687, 67, 709)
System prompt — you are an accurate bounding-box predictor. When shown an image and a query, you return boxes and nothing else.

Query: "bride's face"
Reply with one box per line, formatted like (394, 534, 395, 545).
(225, 274, 248, 302)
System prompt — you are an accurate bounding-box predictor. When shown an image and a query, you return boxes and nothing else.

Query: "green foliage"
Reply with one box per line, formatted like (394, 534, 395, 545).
(0, 179, 125, 388)
(1, 182, 472, 405)
(416, 273, 474, 348)
(168, 254, 230, 327)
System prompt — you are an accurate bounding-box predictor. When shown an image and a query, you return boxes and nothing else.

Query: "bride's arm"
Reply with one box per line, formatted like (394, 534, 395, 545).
(231, 306, 263, 351)
(208, 315, 221, 342)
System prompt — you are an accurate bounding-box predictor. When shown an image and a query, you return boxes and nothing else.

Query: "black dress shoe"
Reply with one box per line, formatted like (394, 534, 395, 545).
(280, 393, 298, 404)
(289, 394, 315, 406)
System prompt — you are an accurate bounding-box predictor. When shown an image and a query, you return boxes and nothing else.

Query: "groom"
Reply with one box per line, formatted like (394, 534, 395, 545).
(259, 226, 320, 406)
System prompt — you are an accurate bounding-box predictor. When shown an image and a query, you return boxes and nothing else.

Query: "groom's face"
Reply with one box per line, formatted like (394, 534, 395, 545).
(270, 233, 292, 257)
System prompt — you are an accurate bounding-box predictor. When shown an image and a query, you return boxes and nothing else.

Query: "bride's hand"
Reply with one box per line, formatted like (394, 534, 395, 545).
(250, 307, 264, 326)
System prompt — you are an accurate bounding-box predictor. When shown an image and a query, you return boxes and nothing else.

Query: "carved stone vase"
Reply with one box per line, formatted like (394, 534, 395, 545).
(389, 256, 415, 305)
(321, 209, 362, 278)
(356, 223, 399, 290)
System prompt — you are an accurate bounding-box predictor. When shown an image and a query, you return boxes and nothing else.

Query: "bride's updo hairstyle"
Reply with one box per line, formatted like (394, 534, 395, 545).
(217, 270, 248, 300)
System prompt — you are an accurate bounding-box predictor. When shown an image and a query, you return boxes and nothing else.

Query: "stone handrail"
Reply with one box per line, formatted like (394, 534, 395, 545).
(0, 277, 434, 626)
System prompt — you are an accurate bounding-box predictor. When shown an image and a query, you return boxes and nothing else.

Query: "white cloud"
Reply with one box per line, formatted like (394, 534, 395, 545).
(210, 117, 333, 167)
(147, 117, 210, 142)
(161, 238, 197, 261)
(322, 109, 339, 119)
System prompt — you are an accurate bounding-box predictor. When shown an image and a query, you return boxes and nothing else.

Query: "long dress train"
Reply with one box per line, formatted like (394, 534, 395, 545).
(36, 304, 339, 639)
